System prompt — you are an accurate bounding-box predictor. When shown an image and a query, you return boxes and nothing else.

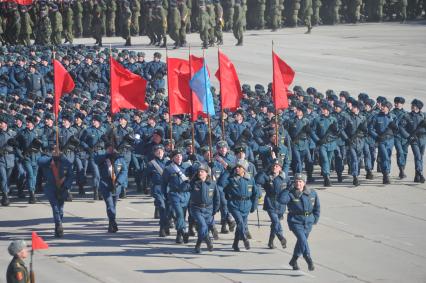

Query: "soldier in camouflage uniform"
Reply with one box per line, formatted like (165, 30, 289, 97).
(168, 0, 182, 48)
(301, 0, 313, 33)
(206, 0, 216, 46)
(146, 0, 156, 45)
(50, 4, 63, 45)
(19, 6, 33, 46)
(92, 1, 104, 46)
(255, 0, 266, 29)
(36, 8, 52, 45)
(348, 0, 362, 23)
(122, 1, 133, 46)
(82, 0, 93, 37)
(233, 0, 244, 46)
(223, 0, 234, 31)
(269, 0, 281, 31)
(63, 1, 74, 44)
(5, 3, 21, 45)
(199, 0, 210, 48)
(214, 0, 224, 45)
(177, 0, 189, 47)
(312, 0, 322, 25)
(289, 0, 301, 26)
(105, 0, 117, 36)
(153, 1, 167, 47)
(73, 0, 83, 37)
(130, 0, 141, 36)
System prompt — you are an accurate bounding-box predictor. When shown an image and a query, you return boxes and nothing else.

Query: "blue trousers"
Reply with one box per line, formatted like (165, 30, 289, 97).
(101, 186, 122, 222)
(169, 194, 188, 232)
(89, 157, 101, 190)
(152, 185, 170, 229)
(267, 210, 284, 237)
(229, 209, 249, 241)
(218, 186, 232, 223)
(334, 145, 346, 175)
(411, 142, 425, 173)
(45, 188, 67, 224)
(0, 166, 13, 194)
(23, 159, 38, 192)
(394, 138, 409, 168)
(290, 224, 312, 257)
(292, 148, 312, 174)
(130, 154, 145, 190)
(348, 146, 363, 176)
(190, 206, 214, 241)
(377, 139, 394, 174)
(319, 145, 335, 176)
(74, 156, 88, 186)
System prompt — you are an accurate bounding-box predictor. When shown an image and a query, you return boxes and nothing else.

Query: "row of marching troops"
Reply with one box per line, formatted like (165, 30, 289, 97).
(1, 0, 425, 49)
(0, 46, 425, 267)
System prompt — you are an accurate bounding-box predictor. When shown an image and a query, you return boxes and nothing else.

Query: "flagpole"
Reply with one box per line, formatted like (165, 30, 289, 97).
(189, 45, 196, 152)
(272, 40, 279, 147)
(109, 44, 116, 193)
(166, 46, 173, 145)
(53, 49, 59, 154)
(218, 47, 225, 141)
(202, 50, 213, 163)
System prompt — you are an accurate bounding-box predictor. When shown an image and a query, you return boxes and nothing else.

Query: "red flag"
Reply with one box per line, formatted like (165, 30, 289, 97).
(215, 51, 242, 111)
(272, 52, 295, 110)
(2, 0, 34, 5)
(32, 232, 49, 250)
(167, 58, 192, 116)
(54, 59, 75, 118)
(110, 57, 148, 114)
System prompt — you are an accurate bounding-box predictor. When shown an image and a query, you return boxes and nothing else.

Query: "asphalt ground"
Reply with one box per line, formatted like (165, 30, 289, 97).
(1, 21, 426, 283)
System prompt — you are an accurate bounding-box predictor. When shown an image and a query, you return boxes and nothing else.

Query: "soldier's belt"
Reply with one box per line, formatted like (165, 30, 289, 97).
(288, 211, 312, 216)
(190, 202, 212, 208)
(231, 196, 250, 201)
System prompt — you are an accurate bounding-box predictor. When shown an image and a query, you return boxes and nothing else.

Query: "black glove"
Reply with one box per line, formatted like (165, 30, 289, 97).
(388, 121, 397, 131)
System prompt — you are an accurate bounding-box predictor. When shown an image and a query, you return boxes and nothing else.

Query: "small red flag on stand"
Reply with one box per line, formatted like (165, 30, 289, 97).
(32, 232, 49, 250)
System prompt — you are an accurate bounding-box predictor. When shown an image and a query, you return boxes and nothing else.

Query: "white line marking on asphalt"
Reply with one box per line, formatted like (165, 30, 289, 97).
(105, 276, 121, 283)
(126, 207, 139, 212)
(65, 258, 82, 267)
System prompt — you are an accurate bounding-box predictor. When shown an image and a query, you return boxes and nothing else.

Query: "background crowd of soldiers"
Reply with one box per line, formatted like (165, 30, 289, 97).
(0, 44, 425, 256)
(1, 0, 425, 48)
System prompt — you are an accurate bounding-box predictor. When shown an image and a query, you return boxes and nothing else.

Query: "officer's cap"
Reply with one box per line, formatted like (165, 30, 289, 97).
(394, 97, 405, 104)
(339, 91, 350, 99)
(294, 173, 307, 183)
(235, 159, 249, 171)
(411, 99, 423, 110)
(153, 144, 165, 151)
(234, 144, 246, 154)
(271, 158, 283, 168)
(153, 128, 164, 138)
(197, 162, 210, 173)
(170, 148, 183, 158)
(216, 140, 228, 149)
(201, 146, 210, 154)
(8, 240, 27, 256)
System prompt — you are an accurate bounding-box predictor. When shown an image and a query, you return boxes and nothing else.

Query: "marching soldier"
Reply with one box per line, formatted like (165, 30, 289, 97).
(0, 115, 16, 207)
(407, 99, 426, 183)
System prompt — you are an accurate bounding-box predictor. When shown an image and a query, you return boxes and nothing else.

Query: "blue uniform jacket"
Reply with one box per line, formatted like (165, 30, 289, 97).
(256, 172, 288, 214)
(38, 155, 74, 192)
(189, 178, 220, 213)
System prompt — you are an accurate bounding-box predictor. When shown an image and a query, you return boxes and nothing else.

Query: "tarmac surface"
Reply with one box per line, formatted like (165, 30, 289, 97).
(1, 21, 426, 283)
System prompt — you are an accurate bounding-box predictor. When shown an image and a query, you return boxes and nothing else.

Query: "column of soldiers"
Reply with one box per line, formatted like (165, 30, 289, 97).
(0, 45, 425, 264)
(1, 0, 425, 48)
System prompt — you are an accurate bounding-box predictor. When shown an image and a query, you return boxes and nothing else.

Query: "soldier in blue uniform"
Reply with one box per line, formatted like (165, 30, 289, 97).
(161, 148, 192, 244)
(25, 64, 46, 98)
(226, 109, 252, 149)
(9, 56, 27, 97)
(221, 159, 260, 251)
(145, 144, 171, 236)
(363, 98, 377, 180)
(391, 97, 410, 179)
(407, 99, 426, 183)
(311, 103, 338, 187)
(368, 100, 398, 184)
(214, 140, 237, 234)
(256, 159, 288, 249)
(332, 101, 349, 182)
(0, 115, 16, 206)
(15, 115, 46, 204)
(144, 52, 166, 94)
(80, 114, 106, 200)
(258, 131, 291, 177)
(97, 146, 128, 233)
(278, 173, 320, 271)
(342, 101, 368, 186)
(77, 54, 100, 98)
(189, 163, 220, 253)
(73, 112, 89, 195)
(38, 148, 74, 237)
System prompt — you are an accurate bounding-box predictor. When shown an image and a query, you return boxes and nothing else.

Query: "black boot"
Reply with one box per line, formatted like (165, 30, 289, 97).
(323, 175, 331, 187)
(235, 39, 243, 46)
(304, 255, 315, 271)
(243, 238, 250, 250)
(154, 207, 160, 219)
(17, 189, 26, 199)
(119, 188, 127, 199)
(183, 232, 189, 243)
(124, 38, 131, 46)
(227, 219, 236, 232)
(414, 172, 420, 182)
(268, 233, 276, 249)
(165, 226, 171, 236)
(307, 173, 315, 183)
(188, 223, 196, 237)
(246, 229, 252, 240)
(232, 238, 240, 252)
(1, 193, 10, 206)
(160, 37, 167, 48)
(55, 223, 64, 238)
(159, 227, 166, 237)
(66, 191, 73, 202)
(28, 192, 37, 204)
(78, 185, 85, 196)
(221, 220, 229, 234)
(194, 239, 202, 254)
(205, 236, 213, 251)
(93, 188, 99, 201)
(277, 234, 287, 249)
(98, 38, 103, 47)
(353, 176, 360, 187)
(289, 255, 300, 270)
(210, 226, 219, 240)
(419, 173, 425, 183)
(176, 231, 183, 244)
(383, 174, 390, 184)
(337, 173, 343, 183)
(399, 167, 407, 179)
(366, 170, 374, 180)
(108, 220, 118, 233)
